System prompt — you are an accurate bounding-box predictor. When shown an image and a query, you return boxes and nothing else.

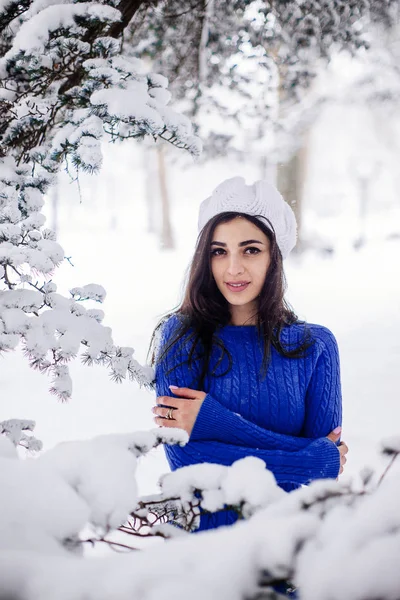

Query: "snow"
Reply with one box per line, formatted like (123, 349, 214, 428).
(22, 187, 45, 212)
(0, 223, 22, 242)
(381, 436, 400, 455)
(2, 3, 121, 55)
(39, 435, 139, 530)
(51, 116, 104, 160)
(2, 462, 399, 600)
(20, 213, 47, 231)
(148, 86, 172, 105)
(0, 427, 186, 568)
(0, 434, 18, 458)
(1, 307, 29, 334)
(1, 32, 400, 597)
(91, 83, 165, 128)
(296, 475, 400, 599)
(86, 308, 105, 322)
(0, 289, 43, 311)
(70, 283, 106, 303)
(160, 457, 285, 516)
(0, 418, 37, 446)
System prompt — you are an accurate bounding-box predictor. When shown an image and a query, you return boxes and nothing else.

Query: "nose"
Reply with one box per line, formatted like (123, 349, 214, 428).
(226, 253, 245, 276)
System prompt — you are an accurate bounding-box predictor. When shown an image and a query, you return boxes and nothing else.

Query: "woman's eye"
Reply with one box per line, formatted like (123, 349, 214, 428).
(244, 247, 261, 255)
(211, 248, 225, 256)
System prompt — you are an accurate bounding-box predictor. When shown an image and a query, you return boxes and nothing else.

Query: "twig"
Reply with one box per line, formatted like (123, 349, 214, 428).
(8, 264, 45, 293)
(2, 265, 15, 289)
(377, 452, 399, 488)
(82, 537, 139, 552)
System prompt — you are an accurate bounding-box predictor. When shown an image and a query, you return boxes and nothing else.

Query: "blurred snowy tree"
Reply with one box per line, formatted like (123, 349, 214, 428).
(126, 0, 400, 156)
(126, 0, 400, 242)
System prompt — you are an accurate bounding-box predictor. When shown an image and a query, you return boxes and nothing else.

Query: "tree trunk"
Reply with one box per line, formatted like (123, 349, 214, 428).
(276, 142, 308, 251)
(51, 180, 59, 236)
(157, 144, 174, 250)
(259, 155, 277, 185)
(144, 147, 157, 234)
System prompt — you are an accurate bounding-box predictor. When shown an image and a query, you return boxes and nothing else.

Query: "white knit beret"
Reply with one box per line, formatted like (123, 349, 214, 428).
(198, 176, 297, 259)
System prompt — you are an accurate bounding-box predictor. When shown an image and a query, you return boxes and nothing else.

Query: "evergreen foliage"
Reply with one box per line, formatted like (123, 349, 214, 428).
(0, 0, 200, 398)
(127, 0, 400, 155)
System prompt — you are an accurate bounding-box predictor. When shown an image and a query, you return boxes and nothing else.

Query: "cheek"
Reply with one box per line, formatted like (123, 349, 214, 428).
(211, 260, 223, 283)
(254, 257, 270, 284)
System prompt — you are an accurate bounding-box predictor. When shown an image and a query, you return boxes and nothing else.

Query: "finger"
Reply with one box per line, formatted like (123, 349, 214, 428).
(157, 397, 185, 410)
(156, 396, 173, 405)
(169, 386, 199, 399)
(152, 403, 179, 414)
(152, 406, 177, 419)
(154, 416, 175, 427)
(326, 427, 342, 442)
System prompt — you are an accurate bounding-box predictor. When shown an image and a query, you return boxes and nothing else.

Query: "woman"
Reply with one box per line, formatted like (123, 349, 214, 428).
(149, 176, 348, 532)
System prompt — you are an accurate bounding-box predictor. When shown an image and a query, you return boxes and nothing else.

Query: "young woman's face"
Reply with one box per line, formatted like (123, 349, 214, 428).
(210, 216, 271, 314)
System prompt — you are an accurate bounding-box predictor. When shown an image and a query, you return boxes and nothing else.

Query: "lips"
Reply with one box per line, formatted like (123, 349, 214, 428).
(225, 281, 250, 292)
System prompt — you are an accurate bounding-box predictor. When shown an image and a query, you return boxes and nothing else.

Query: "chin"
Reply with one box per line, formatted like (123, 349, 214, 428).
(225, 294, 258, 306)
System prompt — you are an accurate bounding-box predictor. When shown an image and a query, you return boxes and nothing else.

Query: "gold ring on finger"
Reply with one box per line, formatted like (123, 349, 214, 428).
(166, 407, 174, 420)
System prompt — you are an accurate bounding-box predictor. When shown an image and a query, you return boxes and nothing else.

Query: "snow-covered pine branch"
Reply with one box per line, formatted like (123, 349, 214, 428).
(0, 426, 188, 554)
(0, 432, 399, 599)
(0, 265, 155, 399)
(0, 0, 201, 398)
(0, 0, 201, 165)
(0, 417, 42, 451)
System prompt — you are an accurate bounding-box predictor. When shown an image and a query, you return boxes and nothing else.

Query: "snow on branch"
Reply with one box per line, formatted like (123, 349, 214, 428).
(159, 456, 285, 517)
(0, 265, 155, 398)
(0, 418, 43, 451)
(3, 3, 121, 56)
(0, 427, 187, 554)
(70, 284, 106, 303)
(381, 434, 400, 455)
(0, 0, 201, 397)
(0, 435, 399, 600)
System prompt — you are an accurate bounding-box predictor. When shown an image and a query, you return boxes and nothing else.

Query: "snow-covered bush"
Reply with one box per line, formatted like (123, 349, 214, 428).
(0, 429, 399, 600)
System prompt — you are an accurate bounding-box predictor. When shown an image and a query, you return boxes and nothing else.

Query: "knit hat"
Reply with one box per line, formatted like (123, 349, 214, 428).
(198, 176, 297, 259)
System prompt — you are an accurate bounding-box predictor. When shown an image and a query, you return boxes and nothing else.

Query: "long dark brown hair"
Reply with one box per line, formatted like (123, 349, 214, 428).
(148, 211, 313, 388)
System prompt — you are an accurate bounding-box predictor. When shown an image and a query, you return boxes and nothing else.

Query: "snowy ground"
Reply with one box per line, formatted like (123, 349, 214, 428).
(1, 137, 399, 496)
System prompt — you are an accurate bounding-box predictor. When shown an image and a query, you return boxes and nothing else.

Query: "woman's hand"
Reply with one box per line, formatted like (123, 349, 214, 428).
(326, 427, 348, 478)
(153, 386, 207, 436)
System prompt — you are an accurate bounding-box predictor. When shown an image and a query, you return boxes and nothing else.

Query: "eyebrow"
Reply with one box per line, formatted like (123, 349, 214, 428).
(210, 239, 264, 247)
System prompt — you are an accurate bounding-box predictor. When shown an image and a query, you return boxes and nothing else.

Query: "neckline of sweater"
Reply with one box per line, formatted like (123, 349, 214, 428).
(220, 324, 257, 331)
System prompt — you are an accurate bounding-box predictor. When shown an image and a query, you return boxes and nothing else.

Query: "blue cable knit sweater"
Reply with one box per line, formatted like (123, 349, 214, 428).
(155, 314, 342, 531)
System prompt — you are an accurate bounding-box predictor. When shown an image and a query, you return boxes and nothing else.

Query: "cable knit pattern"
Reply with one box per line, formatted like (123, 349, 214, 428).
(155, 315, 342, 531)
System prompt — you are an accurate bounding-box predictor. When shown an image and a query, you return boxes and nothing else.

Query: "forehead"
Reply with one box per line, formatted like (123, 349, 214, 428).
(212, 217, 268, 243)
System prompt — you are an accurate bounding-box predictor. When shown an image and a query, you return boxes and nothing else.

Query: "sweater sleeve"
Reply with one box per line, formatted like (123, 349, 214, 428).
(164, 437, 340, 487)
(155, 316, 316, 452)
(190, 393, 315, 450)
(300, 327, 342, 439)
